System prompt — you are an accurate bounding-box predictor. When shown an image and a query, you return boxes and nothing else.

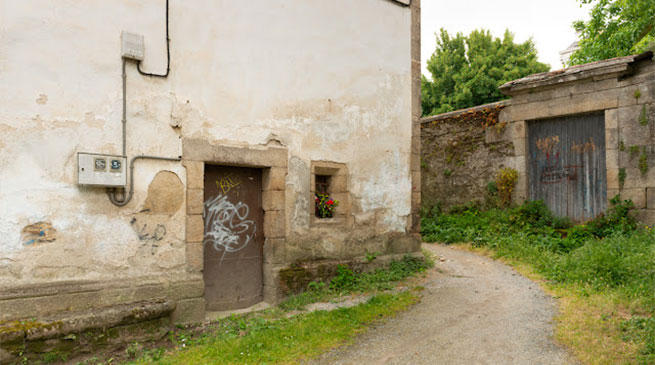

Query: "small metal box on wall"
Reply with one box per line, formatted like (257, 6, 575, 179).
(77, 152, 127, 187)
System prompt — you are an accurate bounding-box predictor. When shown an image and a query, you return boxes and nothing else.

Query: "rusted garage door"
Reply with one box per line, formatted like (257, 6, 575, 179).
(528, 113, 607, 221)
(203, 165, 263, 311)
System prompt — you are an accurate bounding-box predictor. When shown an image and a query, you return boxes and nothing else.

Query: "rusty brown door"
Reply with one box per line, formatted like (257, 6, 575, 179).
(528, 113, 607, 221)
(203, 165, 263, 311)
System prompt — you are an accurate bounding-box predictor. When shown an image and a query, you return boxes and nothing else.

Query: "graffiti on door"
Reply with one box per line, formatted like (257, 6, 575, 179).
(203, 165, 264, 311)
(203, 194, 256, 260)
(539, 150, 581, 184)
(528, 114, 607, 221)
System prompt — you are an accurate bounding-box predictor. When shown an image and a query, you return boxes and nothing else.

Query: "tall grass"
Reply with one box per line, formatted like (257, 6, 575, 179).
(421, 199, 655, 362)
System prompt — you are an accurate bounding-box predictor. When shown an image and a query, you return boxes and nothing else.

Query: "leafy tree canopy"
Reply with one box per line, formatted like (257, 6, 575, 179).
(570, 0, 655, 65)
(422, 29, 550, 116)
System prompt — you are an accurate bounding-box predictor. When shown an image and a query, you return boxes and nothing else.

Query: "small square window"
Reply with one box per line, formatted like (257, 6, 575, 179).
(311, 161, 349, 224)
(315, 175, 330, 194)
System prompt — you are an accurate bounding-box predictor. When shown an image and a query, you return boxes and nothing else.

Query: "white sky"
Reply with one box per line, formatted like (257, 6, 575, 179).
(421, 0, 592, 77)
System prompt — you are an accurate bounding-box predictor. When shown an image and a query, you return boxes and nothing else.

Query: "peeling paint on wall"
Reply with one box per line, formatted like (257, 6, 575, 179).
(21, 221, 57, 246)
(35, 94, 47, 104)
(141, 171, 184, 215)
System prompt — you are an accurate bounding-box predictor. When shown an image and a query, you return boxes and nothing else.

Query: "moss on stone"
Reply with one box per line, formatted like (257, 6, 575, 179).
(0, 319, 63, 336)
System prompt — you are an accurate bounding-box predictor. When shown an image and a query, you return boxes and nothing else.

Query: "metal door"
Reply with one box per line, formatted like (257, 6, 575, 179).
(203, 165, 263, 311)
(528, 113, 607, 221)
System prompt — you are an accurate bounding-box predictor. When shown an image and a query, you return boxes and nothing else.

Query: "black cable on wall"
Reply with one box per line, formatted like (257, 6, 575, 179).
(137, 0, 170, 78)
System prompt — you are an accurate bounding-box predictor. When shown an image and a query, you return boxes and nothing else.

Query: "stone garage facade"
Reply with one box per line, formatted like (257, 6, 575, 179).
(421, 51, 655, 224)
(499, 52, 655, 223)
(0, 0, 421, 357)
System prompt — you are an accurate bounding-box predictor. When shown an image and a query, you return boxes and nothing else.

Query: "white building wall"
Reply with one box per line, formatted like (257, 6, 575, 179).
(0, 0, 413, 287)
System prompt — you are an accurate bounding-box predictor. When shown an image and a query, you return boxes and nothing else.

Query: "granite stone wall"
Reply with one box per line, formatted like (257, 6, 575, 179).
(420, 102, 515, 211)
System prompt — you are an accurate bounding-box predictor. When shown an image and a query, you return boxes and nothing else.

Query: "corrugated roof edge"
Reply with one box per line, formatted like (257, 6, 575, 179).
(499, 51, 654, 96)
(420, 100, 508, 124)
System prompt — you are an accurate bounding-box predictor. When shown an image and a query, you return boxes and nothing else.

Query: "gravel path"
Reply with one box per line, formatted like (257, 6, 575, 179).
(311, 244, 577, 365)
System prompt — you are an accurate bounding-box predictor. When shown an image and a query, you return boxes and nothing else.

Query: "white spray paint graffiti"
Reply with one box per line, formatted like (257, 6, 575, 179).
(203, 194, 256, 260)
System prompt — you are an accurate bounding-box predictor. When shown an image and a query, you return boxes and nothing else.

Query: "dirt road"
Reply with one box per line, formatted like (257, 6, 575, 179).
(312, 244, 577, 365)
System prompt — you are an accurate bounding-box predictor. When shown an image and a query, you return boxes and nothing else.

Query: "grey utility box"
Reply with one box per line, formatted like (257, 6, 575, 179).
(78, 152, 127, 187)
(121, 31, 144, 61)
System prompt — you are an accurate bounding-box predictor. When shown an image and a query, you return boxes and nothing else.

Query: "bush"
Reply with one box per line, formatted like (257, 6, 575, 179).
(495, 168, 518, 206)
(587, 195, 636, 238)
(509, 200, 555, 228)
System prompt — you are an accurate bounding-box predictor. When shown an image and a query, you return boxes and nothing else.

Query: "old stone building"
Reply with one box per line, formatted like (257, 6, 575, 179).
(422, 52, 655, 224)
(0, 0, 421, 358)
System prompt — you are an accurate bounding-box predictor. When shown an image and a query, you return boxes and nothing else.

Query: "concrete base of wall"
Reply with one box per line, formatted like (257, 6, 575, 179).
(0, 276, 204, 323)
(0, 275, 205, 362)
(264, 233, 422, 301)
(0, 274, 205, 363)
(273, 251, 424, 296)
(0, 300, 175, 363)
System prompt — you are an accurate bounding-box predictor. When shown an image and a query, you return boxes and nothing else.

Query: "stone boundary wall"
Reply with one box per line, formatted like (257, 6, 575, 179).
(420, 101, 516, 211)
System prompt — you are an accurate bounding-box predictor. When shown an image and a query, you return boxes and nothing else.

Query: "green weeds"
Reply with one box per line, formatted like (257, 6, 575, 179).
(129, 292, 419, 364)
(280, 255, 432, 311)
(121, 254, 431, 363)
(421, 197, 655, 362)
(640, 104, 649, 126)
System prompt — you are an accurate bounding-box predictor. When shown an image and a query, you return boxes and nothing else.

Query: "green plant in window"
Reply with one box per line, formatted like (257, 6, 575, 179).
(315, 193, 339, 218)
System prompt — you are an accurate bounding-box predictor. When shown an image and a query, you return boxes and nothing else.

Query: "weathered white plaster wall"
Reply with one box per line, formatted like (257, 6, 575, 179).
(0, 0, 412, 287)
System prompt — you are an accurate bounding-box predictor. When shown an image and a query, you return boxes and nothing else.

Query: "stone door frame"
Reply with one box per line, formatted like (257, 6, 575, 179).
(182, 138, 287, 310)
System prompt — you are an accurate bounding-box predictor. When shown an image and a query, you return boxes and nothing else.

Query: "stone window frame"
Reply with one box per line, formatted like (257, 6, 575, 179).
(181, 138, 287, 307)
(309, 161, 351, 226)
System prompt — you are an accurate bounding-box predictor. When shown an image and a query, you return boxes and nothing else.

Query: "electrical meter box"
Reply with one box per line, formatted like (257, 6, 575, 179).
(78, 153, 127, 187)
(121, 31, 144, 61)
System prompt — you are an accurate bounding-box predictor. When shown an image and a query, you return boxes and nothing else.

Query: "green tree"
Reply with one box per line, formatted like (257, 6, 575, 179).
(422, 29, 550, 116)
(569, 0, 655, 65)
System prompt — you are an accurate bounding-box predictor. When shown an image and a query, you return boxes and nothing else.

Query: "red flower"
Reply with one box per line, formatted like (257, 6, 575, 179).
(315, 197, 319, 202)
(326, 200, 334, 205)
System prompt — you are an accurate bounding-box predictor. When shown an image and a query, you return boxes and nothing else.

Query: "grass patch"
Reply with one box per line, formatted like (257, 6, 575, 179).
(280, 254, 432, 311)
(421, 198, 655, 363)
(129, 292, 419, 364)
(109, 253, 431, 364)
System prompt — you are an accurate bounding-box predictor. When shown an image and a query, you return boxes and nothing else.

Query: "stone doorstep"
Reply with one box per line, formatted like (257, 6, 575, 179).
(205, 301, 272, 322)
(0, 299, 175, 346)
